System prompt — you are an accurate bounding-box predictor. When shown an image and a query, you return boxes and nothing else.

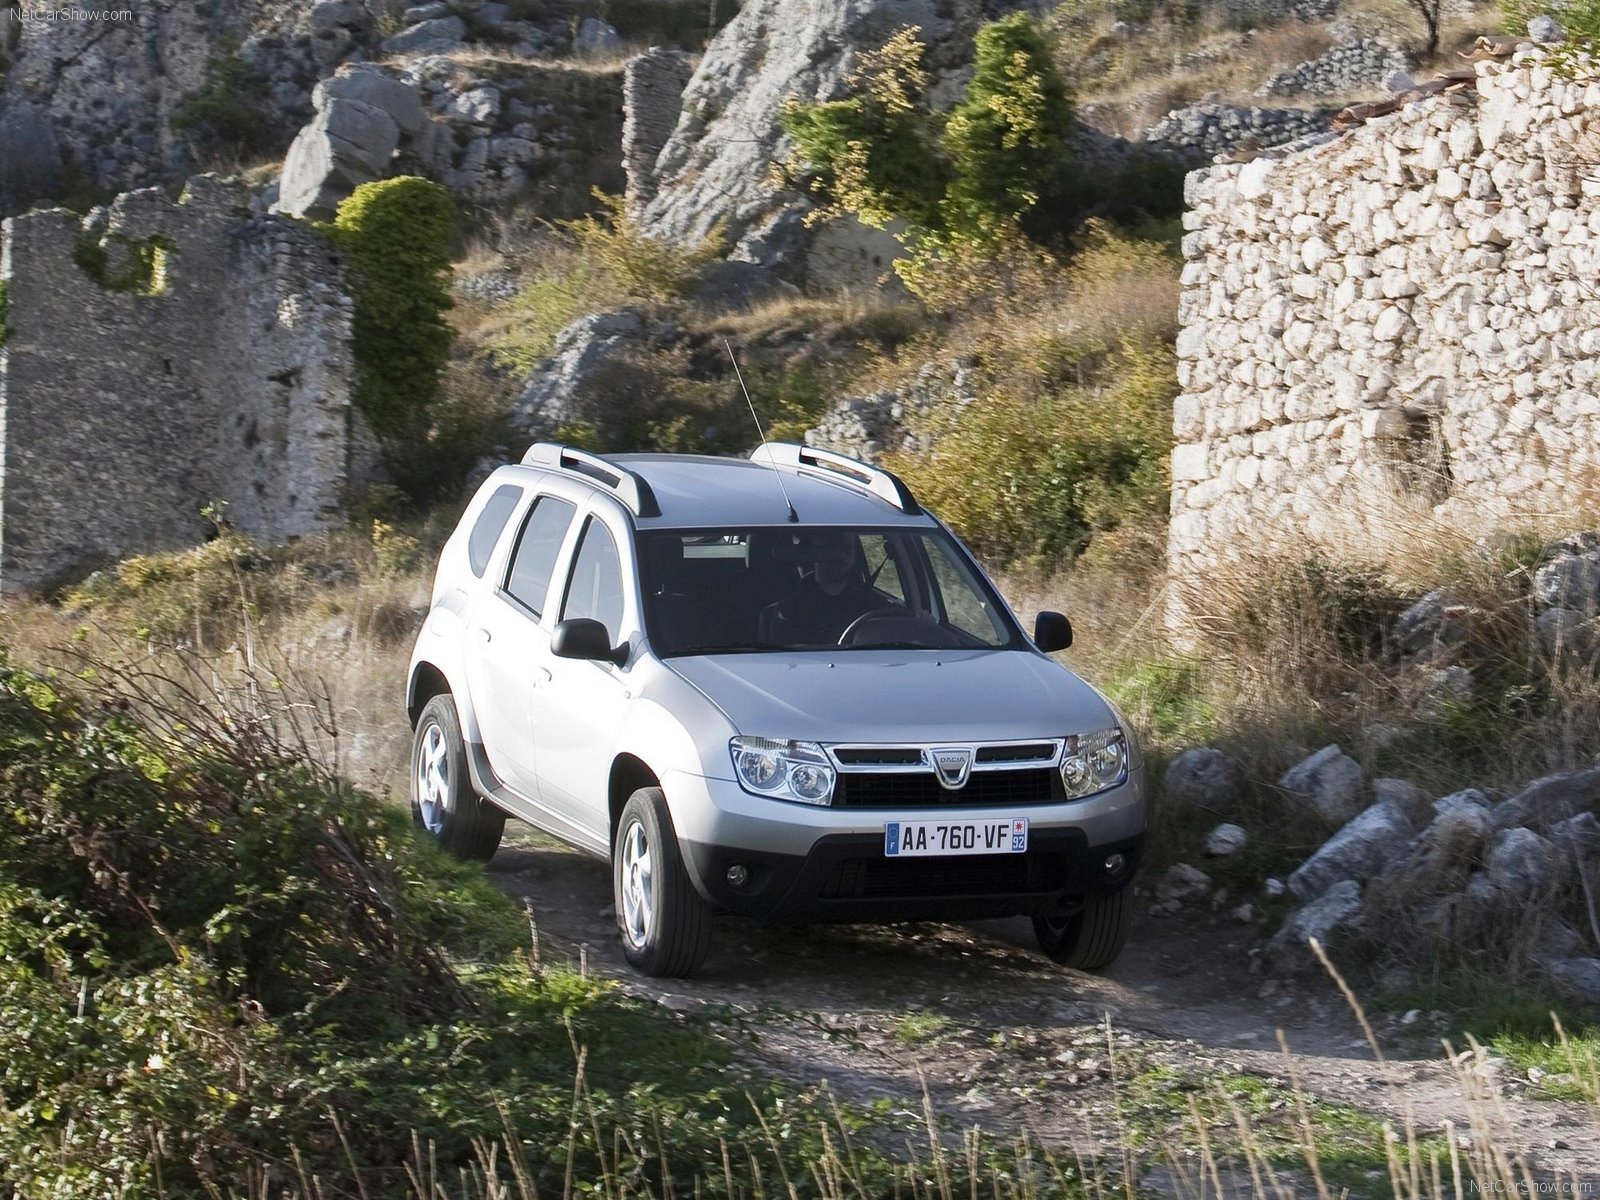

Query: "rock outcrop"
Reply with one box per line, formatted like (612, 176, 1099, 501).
(637, 0, 1034, 266)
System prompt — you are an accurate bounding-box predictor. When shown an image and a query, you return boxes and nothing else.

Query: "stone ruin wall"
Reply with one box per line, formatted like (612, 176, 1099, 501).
(0, 176, 362, 592)
(1170, 50, 1600, 630)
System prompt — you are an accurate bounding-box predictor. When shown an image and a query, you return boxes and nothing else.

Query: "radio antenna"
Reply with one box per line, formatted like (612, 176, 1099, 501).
(725, 338, 798, 523)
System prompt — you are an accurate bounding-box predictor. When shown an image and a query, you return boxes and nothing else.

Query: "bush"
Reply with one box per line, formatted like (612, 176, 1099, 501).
(887, 336, 1175, 570)
(939, 13, 1075, 241)
(169, 54, 274, 163)
(327, 178, 457, 492)
(0, 658, 879, 1197)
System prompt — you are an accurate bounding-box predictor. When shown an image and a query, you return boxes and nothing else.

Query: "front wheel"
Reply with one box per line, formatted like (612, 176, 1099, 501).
(1033, 887, 1132, 971)
(411, 694, 505, 862)
(613, 787, 713, 977)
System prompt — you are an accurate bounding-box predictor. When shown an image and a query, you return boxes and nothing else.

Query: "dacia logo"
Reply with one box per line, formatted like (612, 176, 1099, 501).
(930, 747, 973, 790)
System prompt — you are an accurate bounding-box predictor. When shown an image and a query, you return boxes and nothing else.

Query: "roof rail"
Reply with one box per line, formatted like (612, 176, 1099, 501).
(750, 442, 921, 515)
(522, 443, 662, 518)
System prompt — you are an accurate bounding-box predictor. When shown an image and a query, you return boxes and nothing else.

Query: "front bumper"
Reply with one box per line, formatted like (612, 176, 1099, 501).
(662, 766, 1146, 923)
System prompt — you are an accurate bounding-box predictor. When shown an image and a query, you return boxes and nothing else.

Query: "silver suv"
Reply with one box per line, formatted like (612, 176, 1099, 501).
(407, 443, 1147, 977)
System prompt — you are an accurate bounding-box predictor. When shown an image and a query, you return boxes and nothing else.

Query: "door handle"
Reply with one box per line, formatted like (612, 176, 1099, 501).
(531, 667, 552, 685)
(476, 628, 491, 643)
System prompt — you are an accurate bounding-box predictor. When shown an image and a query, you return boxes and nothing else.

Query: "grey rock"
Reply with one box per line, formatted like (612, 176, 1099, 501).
(1392, 589, 1473, 660)
(1535, 547, 1600, 615)
(1164, 748, 1245, 813)
(1157, 863, 1213, 904)
(1538, 607, 1598, 660)
(405, 2, 455, 21)
(1205, 823, 1249, 857)
(509, 309, 652, 438)
(1528, 15, 1566, 43)
(575, 17, 624, 56)
(1491, 767, 1600, 832)
(1280, 744, 1365, 824)
(1484, 826, 1563, 901)
(1529, 919, 1585, 968)
(1142, 103, 1332, 164)
(1383, 70, 1416, 93)
(1288, 799, 1414, 900)
(1551, 811, 1600, 856)
(0, 104, 63, 212)
(1407, 798, 1493, 894)
(1266, 879, 1363, 975)
(380, 16, 467, 55)
(446, 85, 503, 125)
(687, 261, 801, 313)
(312, 1, 370, 30)
(478, 3, 509, 27)
(1414, 665, 1474, 721)
(1372, 777, 1430, 825)
(276, 97, 400, 219)
(1546, 958, 1600, 1003)
(317, 67, 425, 135)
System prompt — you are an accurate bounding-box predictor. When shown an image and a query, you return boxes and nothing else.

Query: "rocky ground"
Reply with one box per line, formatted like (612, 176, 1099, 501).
(487, 825, 1600, 1185)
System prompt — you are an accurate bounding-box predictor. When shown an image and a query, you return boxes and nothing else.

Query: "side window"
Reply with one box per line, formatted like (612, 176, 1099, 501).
(926, 538, 1006, 643)
(468, 484, 523, 577)
(504, 496, 577, 618)
(561, 518, 624, 641)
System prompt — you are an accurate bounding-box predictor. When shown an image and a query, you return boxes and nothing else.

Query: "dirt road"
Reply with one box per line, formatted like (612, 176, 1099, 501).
(487, 827, 1600, 1182)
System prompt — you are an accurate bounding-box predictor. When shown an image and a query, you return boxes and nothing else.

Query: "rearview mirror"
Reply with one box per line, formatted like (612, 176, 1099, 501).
(551, 618, 627, 666)
(1034, 611, 1073, 653)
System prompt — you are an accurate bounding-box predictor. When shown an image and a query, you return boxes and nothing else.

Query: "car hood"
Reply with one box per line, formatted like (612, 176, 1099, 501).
(664, 650, 1118, 746)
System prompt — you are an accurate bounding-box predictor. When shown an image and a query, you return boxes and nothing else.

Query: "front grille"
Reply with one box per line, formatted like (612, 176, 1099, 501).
(819, 851, 1071, 899)
(833, 746, 925, 766)
(974, 742, 1055, 764)
(832, 767, 1062, 808)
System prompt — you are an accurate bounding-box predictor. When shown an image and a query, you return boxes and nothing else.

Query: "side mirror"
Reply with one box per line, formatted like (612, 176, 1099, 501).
(1034, 610, 1073, 653)
(551, 618, 627, 666)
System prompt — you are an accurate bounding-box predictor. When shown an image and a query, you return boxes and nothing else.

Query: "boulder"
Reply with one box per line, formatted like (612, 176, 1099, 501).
(1491, 767, 1600, 832)
(1205, 823, 1249, 857)
(1280, 744, 1364, 824)
(1534, 540, 1600, 615)
(508, 309, 654, 439)
(686, 260, 801, 314)
(276, 67, 426, 220)
(1528, 15, 1566, 43)
(1372, 777, 1430, 826)
(1266, 879, 1362, 975)
(1156, 863, 1213, 905)
(1164, 748, 1244, 813)
(1405, 795, 1493, 894)
(1414, 665, 1474, 721)
(1537, 607, 1597, 661)
(1390, 589, 1474, 660)
(575, 17, 625, 56)
(1288, 799, 1413, 900)
(1483, 827, 1563, 901)
(1545, 958, 1600, 1004)
(379, 16, 467, 56)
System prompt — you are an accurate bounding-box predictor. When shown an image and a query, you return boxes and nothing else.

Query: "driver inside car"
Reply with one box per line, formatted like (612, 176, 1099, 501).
(760, 530, 886, 645)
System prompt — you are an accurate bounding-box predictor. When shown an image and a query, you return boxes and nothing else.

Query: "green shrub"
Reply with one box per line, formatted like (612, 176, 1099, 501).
(327, 177, 457, 492)
(72, 232, 172, 295)
(887, 336, 1175, 569)
(939, 13, 1074, 241)
(170, 54, 274, 162)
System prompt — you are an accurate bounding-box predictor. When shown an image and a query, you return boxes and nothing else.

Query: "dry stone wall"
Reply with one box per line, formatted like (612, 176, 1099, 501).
(0, 177, 362, 592)
(1170, 49, 1600, 629)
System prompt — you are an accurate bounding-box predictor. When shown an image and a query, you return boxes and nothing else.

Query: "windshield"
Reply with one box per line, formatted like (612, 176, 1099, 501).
(640, 527, 1024, 656)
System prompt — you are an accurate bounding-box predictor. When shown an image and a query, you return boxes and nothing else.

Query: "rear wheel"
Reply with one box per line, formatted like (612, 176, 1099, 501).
(1032, 887, 1132, 971)
(613, 787, 712, 977)
(411, 694, 505, 862)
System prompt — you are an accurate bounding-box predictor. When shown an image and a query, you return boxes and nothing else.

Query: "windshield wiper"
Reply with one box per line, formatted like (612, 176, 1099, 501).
(669, 641, 787, 655)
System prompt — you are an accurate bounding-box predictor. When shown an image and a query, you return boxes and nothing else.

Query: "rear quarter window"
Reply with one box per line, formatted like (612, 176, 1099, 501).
(467, 484, 524, 577)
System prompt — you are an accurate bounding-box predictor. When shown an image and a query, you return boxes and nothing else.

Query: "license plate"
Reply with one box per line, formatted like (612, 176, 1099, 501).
(884, 817, 1029, 857)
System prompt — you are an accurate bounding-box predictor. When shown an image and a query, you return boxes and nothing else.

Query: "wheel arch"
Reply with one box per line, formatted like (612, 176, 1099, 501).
(609, 754, 661, 843)
(407, 661, 452, 729)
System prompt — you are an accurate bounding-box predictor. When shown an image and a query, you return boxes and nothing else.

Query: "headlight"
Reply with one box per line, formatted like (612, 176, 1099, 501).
(730, 737, 836, 806)
(1060, 728, 1127, 799)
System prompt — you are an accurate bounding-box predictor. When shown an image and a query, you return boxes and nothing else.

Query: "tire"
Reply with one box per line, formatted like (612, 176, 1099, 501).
(1032, 887, 1132, 971)
(613, 787, 713, 977)
(411, 694, 505, 862)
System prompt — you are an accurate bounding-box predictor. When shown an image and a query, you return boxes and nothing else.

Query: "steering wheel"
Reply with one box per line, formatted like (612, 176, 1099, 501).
(837, 609, 961, 648)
